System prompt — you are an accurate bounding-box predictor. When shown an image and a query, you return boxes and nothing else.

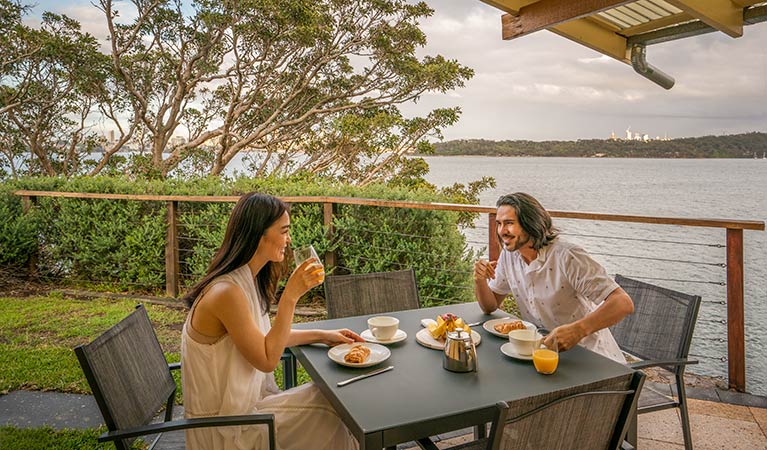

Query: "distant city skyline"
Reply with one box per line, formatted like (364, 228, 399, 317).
(28, 0, 767, 141)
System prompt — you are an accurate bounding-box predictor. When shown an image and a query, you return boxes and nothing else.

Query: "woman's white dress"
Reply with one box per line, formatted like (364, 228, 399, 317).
(181, 265, 357, 450)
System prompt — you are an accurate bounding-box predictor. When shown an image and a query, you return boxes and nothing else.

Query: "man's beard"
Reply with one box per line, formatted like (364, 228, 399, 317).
(501, 233, 530, 251)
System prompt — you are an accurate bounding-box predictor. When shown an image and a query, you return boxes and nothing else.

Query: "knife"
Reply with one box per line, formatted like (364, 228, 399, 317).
(337, 365, 394, 387)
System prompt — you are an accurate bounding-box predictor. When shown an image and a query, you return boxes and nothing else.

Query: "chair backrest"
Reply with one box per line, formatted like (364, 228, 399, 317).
(74, 305, 176, 450)
(324, 268, 420, 319)
(489, 371, 645, 450)
(611, 275, 702, 366)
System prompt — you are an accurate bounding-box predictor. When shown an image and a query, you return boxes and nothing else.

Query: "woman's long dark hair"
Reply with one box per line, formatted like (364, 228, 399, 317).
(496, 192, 559, 250)
(182, 193, 289, 313)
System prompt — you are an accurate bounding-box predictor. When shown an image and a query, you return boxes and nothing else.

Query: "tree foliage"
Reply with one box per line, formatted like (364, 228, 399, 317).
(1, 0, 472, 182)
(0, 0, 135, 178)
(100, 0, 472, 180)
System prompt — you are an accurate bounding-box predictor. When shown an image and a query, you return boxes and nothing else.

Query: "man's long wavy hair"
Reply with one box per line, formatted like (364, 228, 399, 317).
(182, 193, 288, 312)
(496, 192, 559, 250)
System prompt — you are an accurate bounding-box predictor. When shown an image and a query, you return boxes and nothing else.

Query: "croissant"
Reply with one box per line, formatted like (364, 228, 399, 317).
(494, 320, 526, 334)
(344, 344, 371, 364)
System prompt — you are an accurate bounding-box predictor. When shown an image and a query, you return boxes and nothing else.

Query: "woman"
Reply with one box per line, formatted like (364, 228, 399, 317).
(181, 192, 361, 450)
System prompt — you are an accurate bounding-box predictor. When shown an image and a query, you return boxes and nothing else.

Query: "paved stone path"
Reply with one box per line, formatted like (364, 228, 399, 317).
(2, 382, 766, 449)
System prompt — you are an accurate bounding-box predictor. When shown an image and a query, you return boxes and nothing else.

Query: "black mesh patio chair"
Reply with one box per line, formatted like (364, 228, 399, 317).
(612, 274, 702, 450)
(416, 371, 645, 450)
(74, 304, 275, 450)
(324, 268, 420, 319)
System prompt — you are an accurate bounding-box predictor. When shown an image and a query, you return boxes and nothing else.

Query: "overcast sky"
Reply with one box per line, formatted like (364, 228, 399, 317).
(32, 0, 767, 141)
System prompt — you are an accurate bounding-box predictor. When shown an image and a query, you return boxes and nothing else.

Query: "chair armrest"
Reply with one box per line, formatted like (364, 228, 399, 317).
(97, 413, 275, 442)
(416, 437, 440, 450)
(168, 362, 181, 371)
(628, 358, 698, 370)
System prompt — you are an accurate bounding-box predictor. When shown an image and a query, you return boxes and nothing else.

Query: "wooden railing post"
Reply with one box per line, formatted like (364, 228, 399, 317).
(323, 202, 336, 270)
(21, 195, 34, 213)
(726, 228, 746, 392)
(488, 213, 499, 261)
(165, 201, 180, 298)
(21, 195, 38, 277)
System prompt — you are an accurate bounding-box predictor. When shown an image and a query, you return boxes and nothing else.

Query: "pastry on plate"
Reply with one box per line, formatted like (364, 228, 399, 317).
(344, 344, 371, 364)
(493, 320, 526, 335)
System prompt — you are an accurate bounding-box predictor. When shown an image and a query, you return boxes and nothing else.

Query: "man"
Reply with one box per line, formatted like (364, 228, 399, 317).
(475, 192, 633, 363)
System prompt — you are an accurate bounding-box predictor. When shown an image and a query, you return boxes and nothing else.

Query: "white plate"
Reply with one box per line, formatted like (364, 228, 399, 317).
(500, 342, 533, 361)
(415, 328, 482, 350)
(483, 317, 536, 338)
(360, 329, 408, 344)
(327, 343, 391, 368)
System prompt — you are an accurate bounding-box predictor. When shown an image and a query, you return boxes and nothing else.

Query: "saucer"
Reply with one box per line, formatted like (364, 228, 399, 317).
(360, 329, 407, 344)
(328, 343, 391, 368)
(500, 342, 533, 361)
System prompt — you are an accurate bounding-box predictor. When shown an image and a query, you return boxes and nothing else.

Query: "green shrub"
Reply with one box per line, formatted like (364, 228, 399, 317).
(1, 176, 476, 305)
(0, 190, 40, 269)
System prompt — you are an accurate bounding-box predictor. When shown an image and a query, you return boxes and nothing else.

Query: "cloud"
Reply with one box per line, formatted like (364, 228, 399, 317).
(408, 0, 767, 140)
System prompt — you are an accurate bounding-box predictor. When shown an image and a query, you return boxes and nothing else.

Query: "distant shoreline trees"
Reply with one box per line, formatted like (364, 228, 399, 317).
(427, 132, 767, 158)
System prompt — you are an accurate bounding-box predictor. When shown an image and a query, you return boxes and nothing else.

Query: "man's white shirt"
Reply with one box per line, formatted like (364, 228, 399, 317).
(488, 238, 626, 363)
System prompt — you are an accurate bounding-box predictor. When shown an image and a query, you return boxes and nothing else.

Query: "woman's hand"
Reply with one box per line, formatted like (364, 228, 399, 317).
(281, 258, 325, 304)
(317, 329, 365, 346)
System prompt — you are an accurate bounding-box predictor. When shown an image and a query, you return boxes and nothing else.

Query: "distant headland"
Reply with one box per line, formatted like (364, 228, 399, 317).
(427, 132, 767, 158)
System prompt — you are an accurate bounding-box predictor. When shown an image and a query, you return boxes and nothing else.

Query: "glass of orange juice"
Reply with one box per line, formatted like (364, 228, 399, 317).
(533, 335, 559, 375)
(294, 245, 324, 283)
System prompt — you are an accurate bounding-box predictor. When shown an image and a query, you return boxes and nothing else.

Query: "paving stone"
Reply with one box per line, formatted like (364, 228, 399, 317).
(686, 386, 721, 402)
(637, 409, 684, 445)
(0, 391, 102, 430)
(717, 389, 767, 408)
(687, 398, 756, 421)
(690, 413, 767, 450)
(637, 437, 684, 450)
(750, 406, 767, 436)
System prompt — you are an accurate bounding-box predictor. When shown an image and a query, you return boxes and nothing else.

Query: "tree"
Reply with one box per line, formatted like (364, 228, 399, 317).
(99, 0, 472, 179)
(0, 0, 136, 178)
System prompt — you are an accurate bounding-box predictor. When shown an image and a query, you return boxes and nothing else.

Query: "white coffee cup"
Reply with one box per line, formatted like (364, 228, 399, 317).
(507, 329, 543, 356)
(367, 316, 399, 341)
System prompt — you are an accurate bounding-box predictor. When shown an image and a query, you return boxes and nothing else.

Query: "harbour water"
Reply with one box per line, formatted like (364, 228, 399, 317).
(419, 156, 766, 395)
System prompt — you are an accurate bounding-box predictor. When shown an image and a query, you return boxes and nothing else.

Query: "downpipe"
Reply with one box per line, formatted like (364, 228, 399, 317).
(630, 44, 675, 90)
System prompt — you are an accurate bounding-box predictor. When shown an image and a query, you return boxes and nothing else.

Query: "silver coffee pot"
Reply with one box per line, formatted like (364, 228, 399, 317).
(443, 328, 478, 372)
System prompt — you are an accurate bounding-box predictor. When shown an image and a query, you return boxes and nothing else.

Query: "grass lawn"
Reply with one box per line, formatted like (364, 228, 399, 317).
(0, 294, 314, 449)
(0, 295, 186, 395)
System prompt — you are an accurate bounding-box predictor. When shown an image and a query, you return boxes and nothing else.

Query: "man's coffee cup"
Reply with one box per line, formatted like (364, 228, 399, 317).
(507, 329, 543, 356)
(367, 316, 399, 341)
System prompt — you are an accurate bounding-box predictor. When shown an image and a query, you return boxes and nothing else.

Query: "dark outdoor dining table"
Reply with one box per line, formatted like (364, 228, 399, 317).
(289, 302, 635, 450)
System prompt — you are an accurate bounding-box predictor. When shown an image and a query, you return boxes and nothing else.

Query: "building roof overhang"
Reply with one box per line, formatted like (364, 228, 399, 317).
(479, 0, 767, 89)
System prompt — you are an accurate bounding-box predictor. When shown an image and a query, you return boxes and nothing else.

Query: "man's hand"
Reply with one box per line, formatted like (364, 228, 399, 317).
(545, 322, 587, 352)
(474, 259, 497, 281)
